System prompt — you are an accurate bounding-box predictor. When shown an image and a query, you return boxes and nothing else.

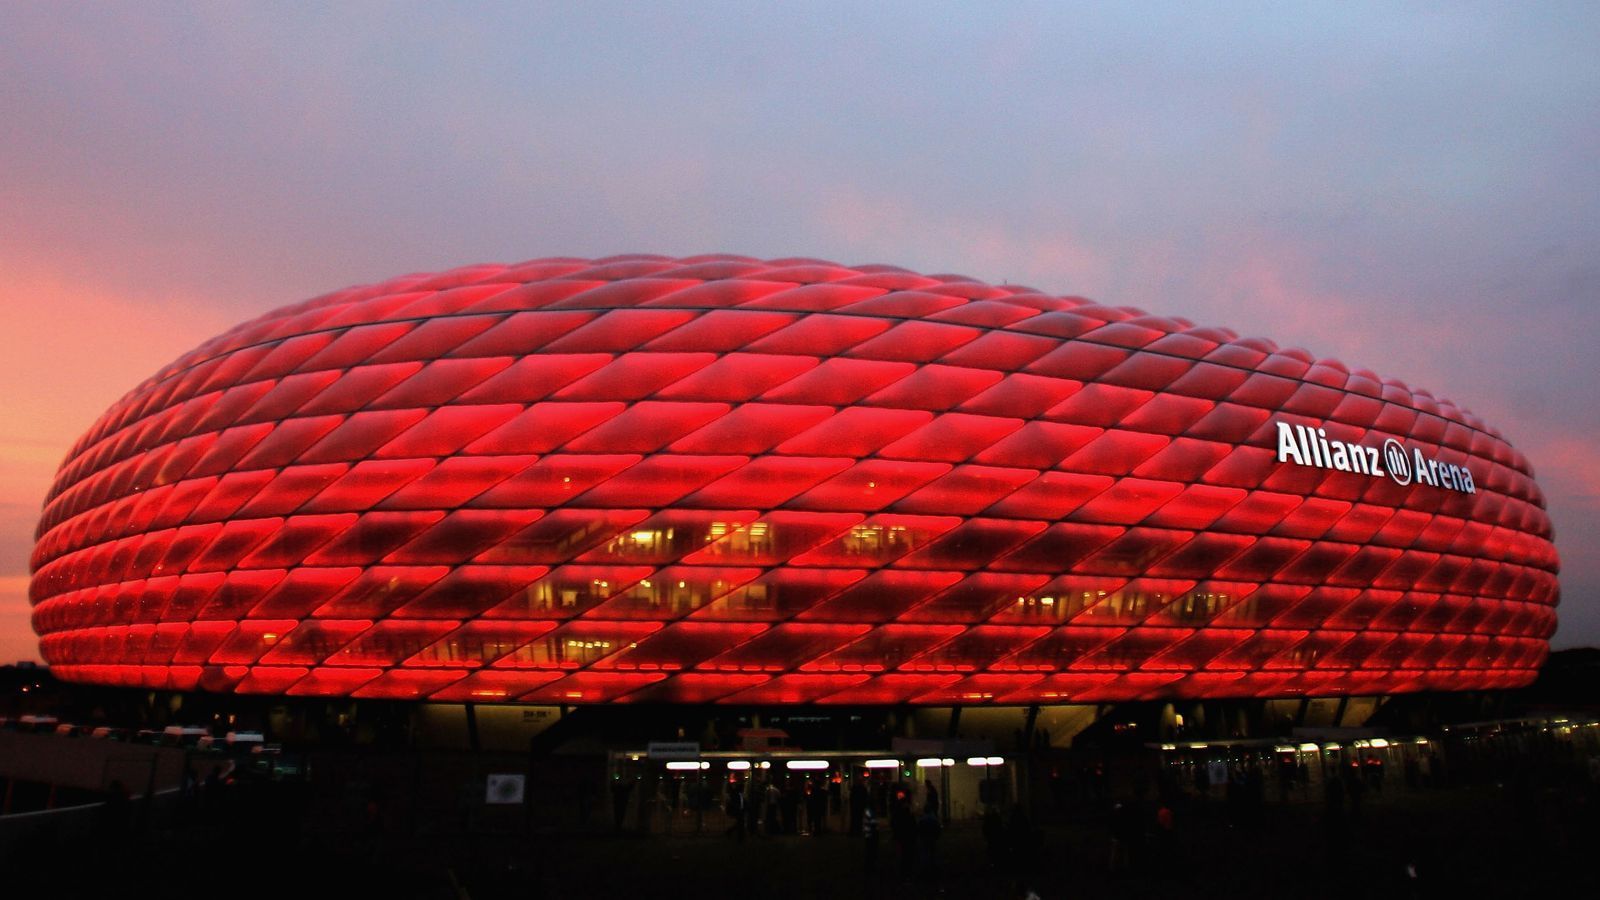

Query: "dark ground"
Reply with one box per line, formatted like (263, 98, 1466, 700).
(7, 662, 1600, 899)
(8, 770, 1596, 900)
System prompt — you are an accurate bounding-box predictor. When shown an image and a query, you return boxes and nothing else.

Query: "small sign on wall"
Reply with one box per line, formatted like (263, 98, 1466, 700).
(486, 773, 526, 805)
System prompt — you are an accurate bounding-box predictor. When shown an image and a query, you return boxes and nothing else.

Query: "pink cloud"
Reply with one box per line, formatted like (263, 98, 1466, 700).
(0, 257, 233, 662)
(813, 189, 1109, 290)
(0, 577, 35, 664)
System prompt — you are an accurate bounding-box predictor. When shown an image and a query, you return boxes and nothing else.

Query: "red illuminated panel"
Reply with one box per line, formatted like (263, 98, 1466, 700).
(352, 669, 468, 699)
(818, 674, 963, 704)
(720, 673, 872, 704)
(616, 673, 771, 704)
(28, 255, 1559, 704)
(689, 568, 867, 621)
(801, 625, 964, 672)
(493, 620, 663, 669)
(699, 623, 871, 672)
(428, 670, 564, 702)
(522, 672, 666, 703)
(590, 622, 766, 671)
(405, 620, 557, 667)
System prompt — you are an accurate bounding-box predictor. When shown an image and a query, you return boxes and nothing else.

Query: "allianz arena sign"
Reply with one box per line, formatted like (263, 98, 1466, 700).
(1274, 421, 1476, 494)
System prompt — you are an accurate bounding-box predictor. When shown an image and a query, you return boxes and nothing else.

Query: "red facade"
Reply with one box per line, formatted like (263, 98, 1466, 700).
(28, 255, 1559, 704)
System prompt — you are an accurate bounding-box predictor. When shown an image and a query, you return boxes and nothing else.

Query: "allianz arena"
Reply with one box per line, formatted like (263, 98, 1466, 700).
(28, 254, 1559, 705)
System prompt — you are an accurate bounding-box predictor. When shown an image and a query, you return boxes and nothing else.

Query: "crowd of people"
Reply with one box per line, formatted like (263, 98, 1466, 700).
(721, 773, 838, 837)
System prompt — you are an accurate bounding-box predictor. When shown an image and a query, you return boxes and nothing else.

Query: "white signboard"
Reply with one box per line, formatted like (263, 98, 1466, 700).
(1274, 421, 1474, 494)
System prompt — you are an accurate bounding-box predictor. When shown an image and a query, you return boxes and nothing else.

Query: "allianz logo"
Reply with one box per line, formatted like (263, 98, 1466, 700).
(1274, 421, 1476, 494)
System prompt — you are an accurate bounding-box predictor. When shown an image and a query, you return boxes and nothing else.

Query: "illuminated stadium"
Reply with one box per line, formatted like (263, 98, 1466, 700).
(27, 254, 1560, 706)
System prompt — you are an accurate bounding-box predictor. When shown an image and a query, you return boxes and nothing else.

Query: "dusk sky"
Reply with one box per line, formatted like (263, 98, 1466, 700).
(2, 3, 1596, 663)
